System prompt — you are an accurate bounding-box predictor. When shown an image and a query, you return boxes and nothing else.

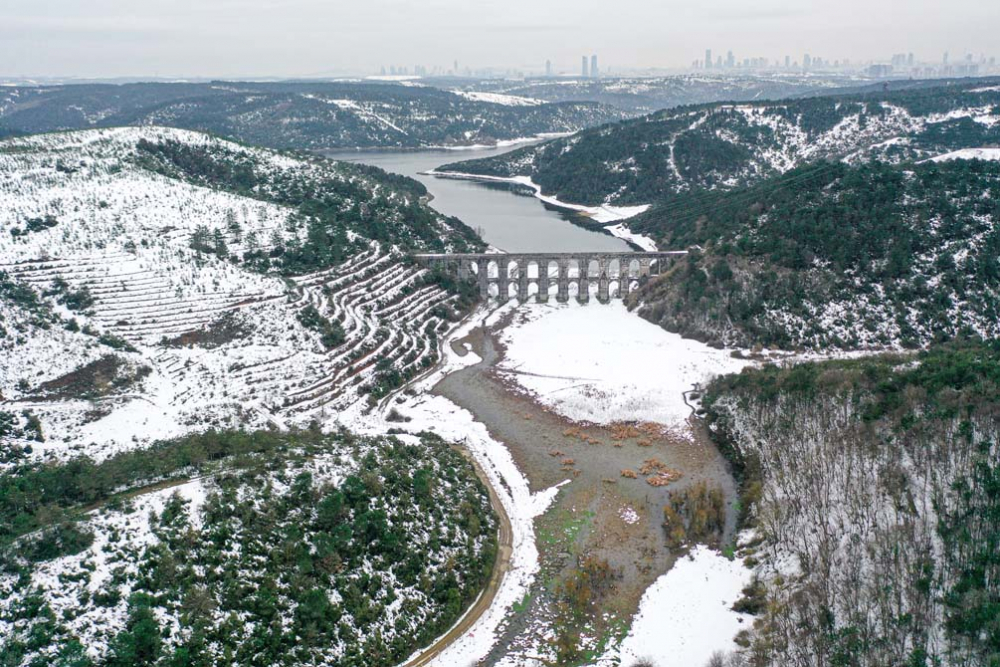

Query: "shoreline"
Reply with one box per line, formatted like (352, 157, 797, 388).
(419, 301, 745, 665)
(424, 169, 658, 251)
(316, 132, 563, 156)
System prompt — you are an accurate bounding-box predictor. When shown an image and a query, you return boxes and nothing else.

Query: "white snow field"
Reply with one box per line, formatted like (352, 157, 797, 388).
(453, 90, 546, 107)
(496, 300, 749, 436)
(616, 544, 754, 667)
(928, 147, 1000, 162)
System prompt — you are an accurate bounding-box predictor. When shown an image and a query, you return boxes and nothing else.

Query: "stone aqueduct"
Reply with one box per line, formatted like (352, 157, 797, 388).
(414, 252, 687, 303)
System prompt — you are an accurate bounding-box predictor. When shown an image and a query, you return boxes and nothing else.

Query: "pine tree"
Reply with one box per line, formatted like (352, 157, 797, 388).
(213, 229, 229, 259)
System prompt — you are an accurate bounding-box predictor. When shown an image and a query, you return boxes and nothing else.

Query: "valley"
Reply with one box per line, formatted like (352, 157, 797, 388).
(1, 72, 999, 667)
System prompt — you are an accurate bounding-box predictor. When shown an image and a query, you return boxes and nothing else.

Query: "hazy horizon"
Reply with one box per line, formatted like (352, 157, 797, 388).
(2, 0, 998, 79)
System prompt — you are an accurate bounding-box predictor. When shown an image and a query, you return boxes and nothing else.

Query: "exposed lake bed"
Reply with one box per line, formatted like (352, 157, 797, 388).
(427, 302, 752, 665)
(325, 146, 755, 666)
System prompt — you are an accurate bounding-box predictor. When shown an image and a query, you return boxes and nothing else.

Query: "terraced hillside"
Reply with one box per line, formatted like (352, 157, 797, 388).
(0, 128, 481, 464)
(440, 78, 1000, 206)
(0, 81, 624, 150)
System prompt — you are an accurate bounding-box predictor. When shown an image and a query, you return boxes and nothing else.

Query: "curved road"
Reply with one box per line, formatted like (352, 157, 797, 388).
(402, 449, 513, 667)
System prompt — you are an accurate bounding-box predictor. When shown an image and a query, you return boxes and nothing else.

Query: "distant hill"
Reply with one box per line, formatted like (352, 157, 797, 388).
(0, 81, 624, 150)
(440, 73, 873, 113)
(439, 78, 1000, 206)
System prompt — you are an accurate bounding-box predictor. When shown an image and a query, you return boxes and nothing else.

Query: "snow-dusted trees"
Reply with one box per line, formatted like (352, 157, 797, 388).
(705, 343, 1000, 667)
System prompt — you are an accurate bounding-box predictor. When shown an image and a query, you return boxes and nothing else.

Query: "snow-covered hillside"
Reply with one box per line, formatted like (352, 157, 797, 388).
(0, 128, 474, 465)
(703, 347, 1000, 667)
(0, 81, 624, 150)
(440, 79, 1000, 206)
(447, 73, 871, 113)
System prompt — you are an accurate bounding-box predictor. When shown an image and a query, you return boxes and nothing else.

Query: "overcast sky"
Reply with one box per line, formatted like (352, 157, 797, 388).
(2, 0, 998, 79)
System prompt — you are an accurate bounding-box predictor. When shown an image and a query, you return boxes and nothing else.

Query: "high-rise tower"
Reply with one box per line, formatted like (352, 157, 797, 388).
(581, 56, 589, 78)
(591, 55, 598, 78)
(705, 49, 712, 69)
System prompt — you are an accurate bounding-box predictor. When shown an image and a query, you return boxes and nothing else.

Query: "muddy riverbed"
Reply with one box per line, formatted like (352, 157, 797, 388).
(432, 310, 740, 663)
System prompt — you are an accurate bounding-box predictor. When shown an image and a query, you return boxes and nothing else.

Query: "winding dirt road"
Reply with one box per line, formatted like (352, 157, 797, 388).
(401, 450, 513, 667)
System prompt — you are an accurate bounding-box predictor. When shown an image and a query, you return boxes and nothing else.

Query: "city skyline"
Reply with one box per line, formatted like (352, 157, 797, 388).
(1, 0, 998, 79)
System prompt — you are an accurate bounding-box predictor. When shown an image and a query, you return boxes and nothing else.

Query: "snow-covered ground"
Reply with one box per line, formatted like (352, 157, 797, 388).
(496, 300, 749, 437)
(927, 147, 1000, 162)
(426, 170, 656, 249)
(361, 299, 753, 664)
(453, 90, 545, 107)
(336, 304, 566, 667)
(616, 544, 754, 667)
(0, 127, 465, 464)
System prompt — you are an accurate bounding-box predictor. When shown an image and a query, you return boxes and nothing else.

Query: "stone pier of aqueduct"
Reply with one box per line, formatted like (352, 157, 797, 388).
(414, 252, 686, 303)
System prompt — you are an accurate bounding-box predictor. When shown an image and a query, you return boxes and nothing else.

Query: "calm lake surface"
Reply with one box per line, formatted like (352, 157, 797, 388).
(323, 145, 631, 253)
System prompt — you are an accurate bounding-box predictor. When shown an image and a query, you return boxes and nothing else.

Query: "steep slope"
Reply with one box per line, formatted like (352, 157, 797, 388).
(0, 127, 481, 464)
(0, 81, 624, 150)
(439, 78, 1000, 206)
(703, 343, 1000, 667)
(627, 159, 1000, 350)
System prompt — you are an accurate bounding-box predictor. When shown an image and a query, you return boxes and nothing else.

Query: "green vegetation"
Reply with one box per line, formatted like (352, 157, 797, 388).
(703, 341, 1000, 666)
(631, 159, 1000, 349)
(0, 271, 55, 331)
(135, 138, 483, 277)
(0, 81, 622, 151)
(661, 481, 726, 549)
(552, 555, 621, 665)
(296, 304, 346, 349)
(443, 79, 1000, 206)
(0, 429, 499, 667)
(9, 215, 58, 238)
(42, 277, 95, 312)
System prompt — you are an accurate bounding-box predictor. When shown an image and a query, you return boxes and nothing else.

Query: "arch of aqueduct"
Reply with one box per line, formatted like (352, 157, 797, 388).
(414, 252, 686, 303)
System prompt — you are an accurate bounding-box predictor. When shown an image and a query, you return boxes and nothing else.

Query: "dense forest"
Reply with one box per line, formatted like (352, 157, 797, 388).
(440, 78, 1000, 206)
(628, 158, 1000, 349)
(0, 429, 498, 666)
(0, 81, 623, 150)
(703, 342, 1000, 667)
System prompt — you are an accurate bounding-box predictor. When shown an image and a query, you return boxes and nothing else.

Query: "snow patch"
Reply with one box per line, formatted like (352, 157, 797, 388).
(616, 544, 753, 667)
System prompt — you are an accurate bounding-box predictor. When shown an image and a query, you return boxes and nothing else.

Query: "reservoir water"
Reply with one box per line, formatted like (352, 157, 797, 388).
(323, 145, 631, 253)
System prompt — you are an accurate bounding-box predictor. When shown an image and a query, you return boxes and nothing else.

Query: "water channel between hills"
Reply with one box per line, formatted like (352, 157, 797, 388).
(323, 144, 632, 253)
(327, 144, 742, 666)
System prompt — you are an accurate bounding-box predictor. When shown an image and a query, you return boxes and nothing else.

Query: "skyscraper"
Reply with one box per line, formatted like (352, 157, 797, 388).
(803, 53, 812, 69)
(785, 55, 791, 68)
(581, 56, 589, 78)
(546, 60, 552, 77)
(727, 51, 735, 68)
(705, 49, 713, 69)
(591, 55, 598, 78)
